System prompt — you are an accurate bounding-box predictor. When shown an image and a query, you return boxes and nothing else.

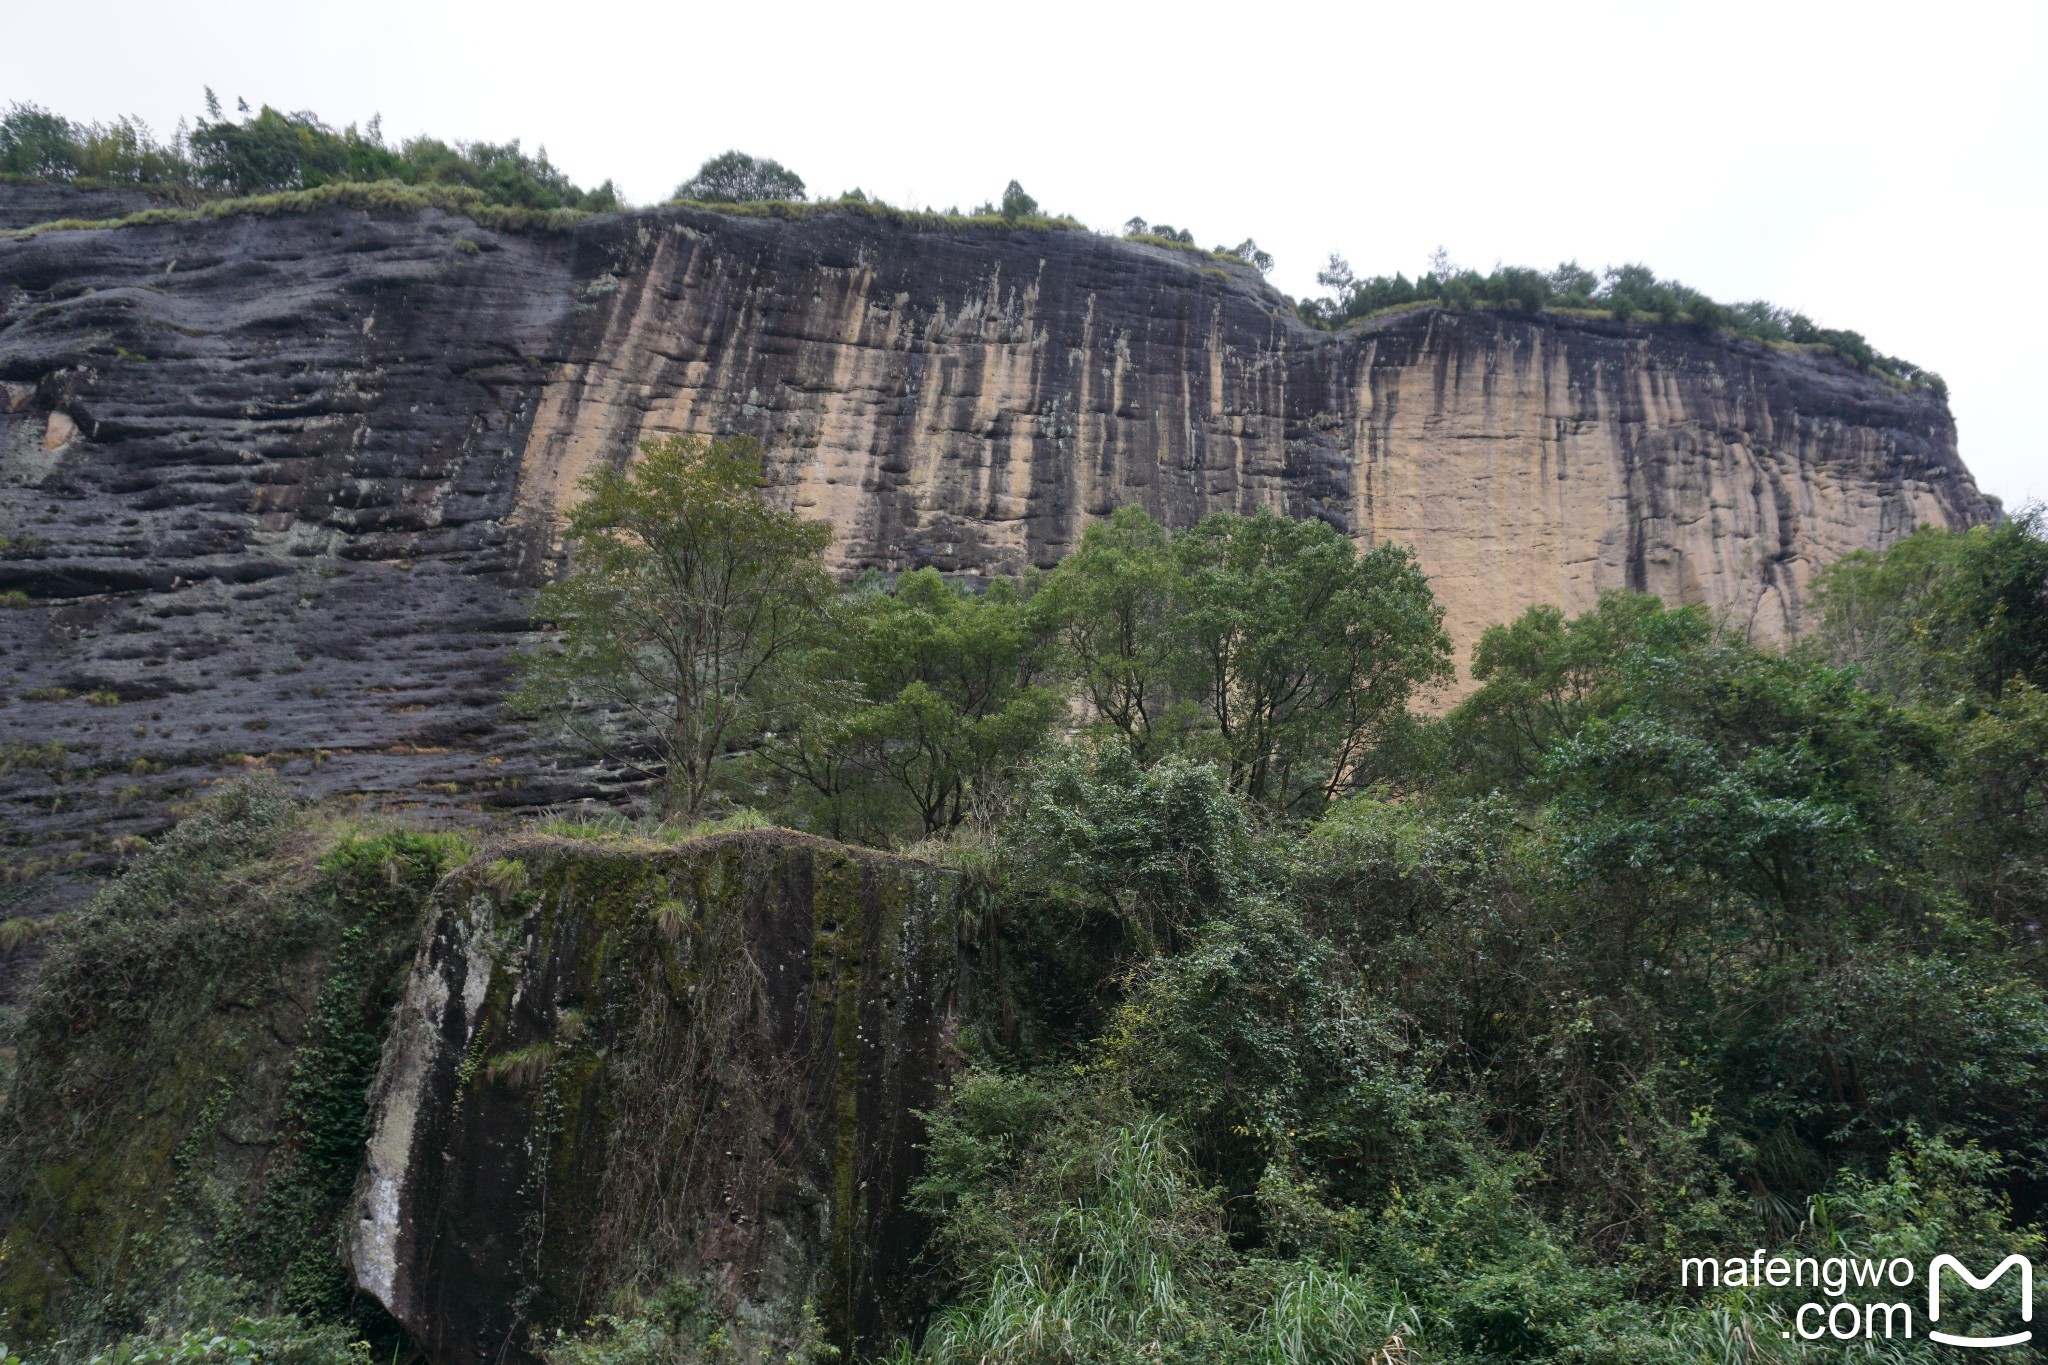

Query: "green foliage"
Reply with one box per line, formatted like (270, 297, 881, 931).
(997, 181, 1036, 220)
(1427, 592, 1709, 791)
(744, 504, 1448, 846)
(1028, 507, 1192, 761)
(1301, 253, 1947, 393)
(75, 1314, 370, 1364)
(1215, 238, 1274, 274)
(902, 515, 2048, 1360)
(1, 103, 77, 178)
(1122, 217, 1194, 245)
(1018, 741, 1252, 955)
(672, 150, 806, 204)
(1815, 508, 2048, 703)
(759, 571, 1062, 841)
(0, 103, 184, 187)
(1121, 221, 1273, 273)
(1170, 509, 1451, 810)
(3, 179, 601, 246)
(0, 783, 458, 1352)
(1029, 505, 1451, 812)
(2, 96, 620, 212)
(5, 453, 2040, 1361)
(540, 1278, 838, 1363)
(517, 434, 836, 820)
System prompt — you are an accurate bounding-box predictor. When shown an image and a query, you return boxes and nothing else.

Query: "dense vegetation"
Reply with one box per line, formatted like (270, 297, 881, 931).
(514, 439, 2048, 1360)
(0, 117, 2016, 1351)
(5, 431, 2042, 1359)
(1301, 253, 1946, 396)
(0, 786, 466, 1363)
(0, 93, 619, 210)
(670, 150, 806, 205)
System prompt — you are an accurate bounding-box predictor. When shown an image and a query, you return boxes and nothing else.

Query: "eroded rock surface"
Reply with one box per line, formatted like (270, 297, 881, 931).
(0, 192, 1995, 962)
(348, 829, 959, 1362)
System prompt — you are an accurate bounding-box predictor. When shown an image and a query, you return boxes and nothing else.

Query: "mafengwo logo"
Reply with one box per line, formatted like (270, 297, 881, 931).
(1682, 1251, 2034, 1346)
(1929, 1255, 2033, 1349)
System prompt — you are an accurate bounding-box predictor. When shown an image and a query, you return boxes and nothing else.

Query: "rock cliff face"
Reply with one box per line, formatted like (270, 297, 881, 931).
(0, 188, 1994, 949)
(348, 829, 960, 1362)
(0, 798, 959, 1361)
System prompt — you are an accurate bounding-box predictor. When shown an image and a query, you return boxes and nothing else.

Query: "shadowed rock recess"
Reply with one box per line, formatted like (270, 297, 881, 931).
(0, 186, 1993, 948)
(348, 829, 961, 1363)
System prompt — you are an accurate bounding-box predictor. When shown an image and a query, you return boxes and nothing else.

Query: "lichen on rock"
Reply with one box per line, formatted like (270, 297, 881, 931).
(347, 827, 962, 1363)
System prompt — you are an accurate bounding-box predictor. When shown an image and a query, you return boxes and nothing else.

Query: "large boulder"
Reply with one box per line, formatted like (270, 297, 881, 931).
(347, 827, 962, 1363)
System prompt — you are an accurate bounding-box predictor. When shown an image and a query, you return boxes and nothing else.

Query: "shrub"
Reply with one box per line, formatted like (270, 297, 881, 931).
(1300, 254, 1946, 392)
(672, 150, 805, 204)
(3, 94, 620, 213)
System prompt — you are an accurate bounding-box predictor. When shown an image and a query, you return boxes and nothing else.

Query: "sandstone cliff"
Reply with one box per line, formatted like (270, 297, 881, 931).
(0, 188, 1994, 947)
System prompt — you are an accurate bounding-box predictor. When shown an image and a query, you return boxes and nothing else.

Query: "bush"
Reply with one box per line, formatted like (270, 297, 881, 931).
(672, 149, 806, 204)
(1299, 254, 1946, 392)
(2, 95, 620, 212)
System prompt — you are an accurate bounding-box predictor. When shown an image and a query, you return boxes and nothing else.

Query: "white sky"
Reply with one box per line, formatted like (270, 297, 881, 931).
(9, 0, 2043, 509)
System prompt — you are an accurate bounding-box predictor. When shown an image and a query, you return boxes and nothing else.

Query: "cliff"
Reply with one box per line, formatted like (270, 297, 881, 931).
(349, 828, 960, 1361)
(0, 793, 959, 1361)
(0, 187, 1994, 947)
(0, 784, 457, 1340)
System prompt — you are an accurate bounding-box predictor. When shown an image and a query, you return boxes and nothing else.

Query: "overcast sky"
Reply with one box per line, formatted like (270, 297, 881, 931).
(10, 0, 2043, 509)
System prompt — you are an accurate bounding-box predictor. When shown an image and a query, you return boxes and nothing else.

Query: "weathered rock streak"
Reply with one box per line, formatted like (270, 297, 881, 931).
(0, 190, 1993, 933)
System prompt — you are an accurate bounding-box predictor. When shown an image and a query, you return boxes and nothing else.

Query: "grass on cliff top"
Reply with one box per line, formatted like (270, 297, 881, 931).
(1, 181, 1092, 244)
(532, 805, 775, 845)
(1, 179, 594, 241)
(671, 192, 1088, 235)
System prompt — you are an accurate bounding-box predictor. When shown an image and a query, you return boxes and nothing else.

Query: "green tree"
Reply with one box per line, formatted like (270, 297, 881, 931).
(1030, 506, 1189, 760)
(1020, 740, 1253, 954)
(517, 434, 833, 821)
(0, 102, 80, 178)
(1173, 509, 1451, 811)
(762, 570, 1062, 840)
(189, 104, 346, 193)
(997, 179, 1037, 219)
(672, 150, 806, 203)
(1431, 593, 1709, 793)
(1815, 510, 2048, 703)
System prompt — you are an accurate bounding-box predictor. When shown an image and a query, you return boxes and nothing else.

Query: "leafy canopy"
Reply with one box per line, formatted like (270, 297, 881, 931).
(517, 434, 834, 820)
(672, 150, 807, 204)
(1034, 506, 1452, 813)
(2, 95, 621, 210)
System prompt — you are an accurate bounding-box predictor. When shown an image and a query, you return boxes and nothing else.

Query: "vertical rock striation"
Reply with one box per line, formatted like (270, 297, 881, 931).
(0, 193, 1994, 950)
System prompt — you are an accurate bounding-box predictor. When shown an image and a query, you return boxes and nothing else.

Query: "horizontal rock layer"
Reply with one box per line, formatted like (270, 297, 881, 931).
(0, 188, 1994, 957)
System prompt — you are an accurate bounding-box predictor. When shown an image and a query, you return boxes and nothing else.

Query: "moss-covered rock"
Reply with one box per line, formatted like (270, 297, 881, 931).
(0, 782, 464, 1350)
(347, 828, 961, 1364)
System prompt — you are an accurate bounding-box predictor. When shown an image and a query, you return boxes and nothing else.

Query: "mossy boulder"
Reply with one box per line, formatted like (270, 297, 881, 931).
(347, 829, 962, 1364)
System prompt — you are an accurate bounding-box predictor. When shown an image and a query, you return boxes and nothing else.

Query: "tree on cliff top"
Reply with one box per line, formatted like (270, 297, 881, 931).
(672, 150, 807, 204)
(517, 435, 834, 820)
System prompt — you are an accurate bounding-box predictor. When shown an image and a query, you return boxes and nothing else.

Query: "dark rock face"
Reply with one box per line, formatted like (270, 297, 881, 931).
(0, 185, 163, 231)
(0, 201, 589, 968)
(349, 830, 959, 1362)
(0, 194, 1995, 967)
